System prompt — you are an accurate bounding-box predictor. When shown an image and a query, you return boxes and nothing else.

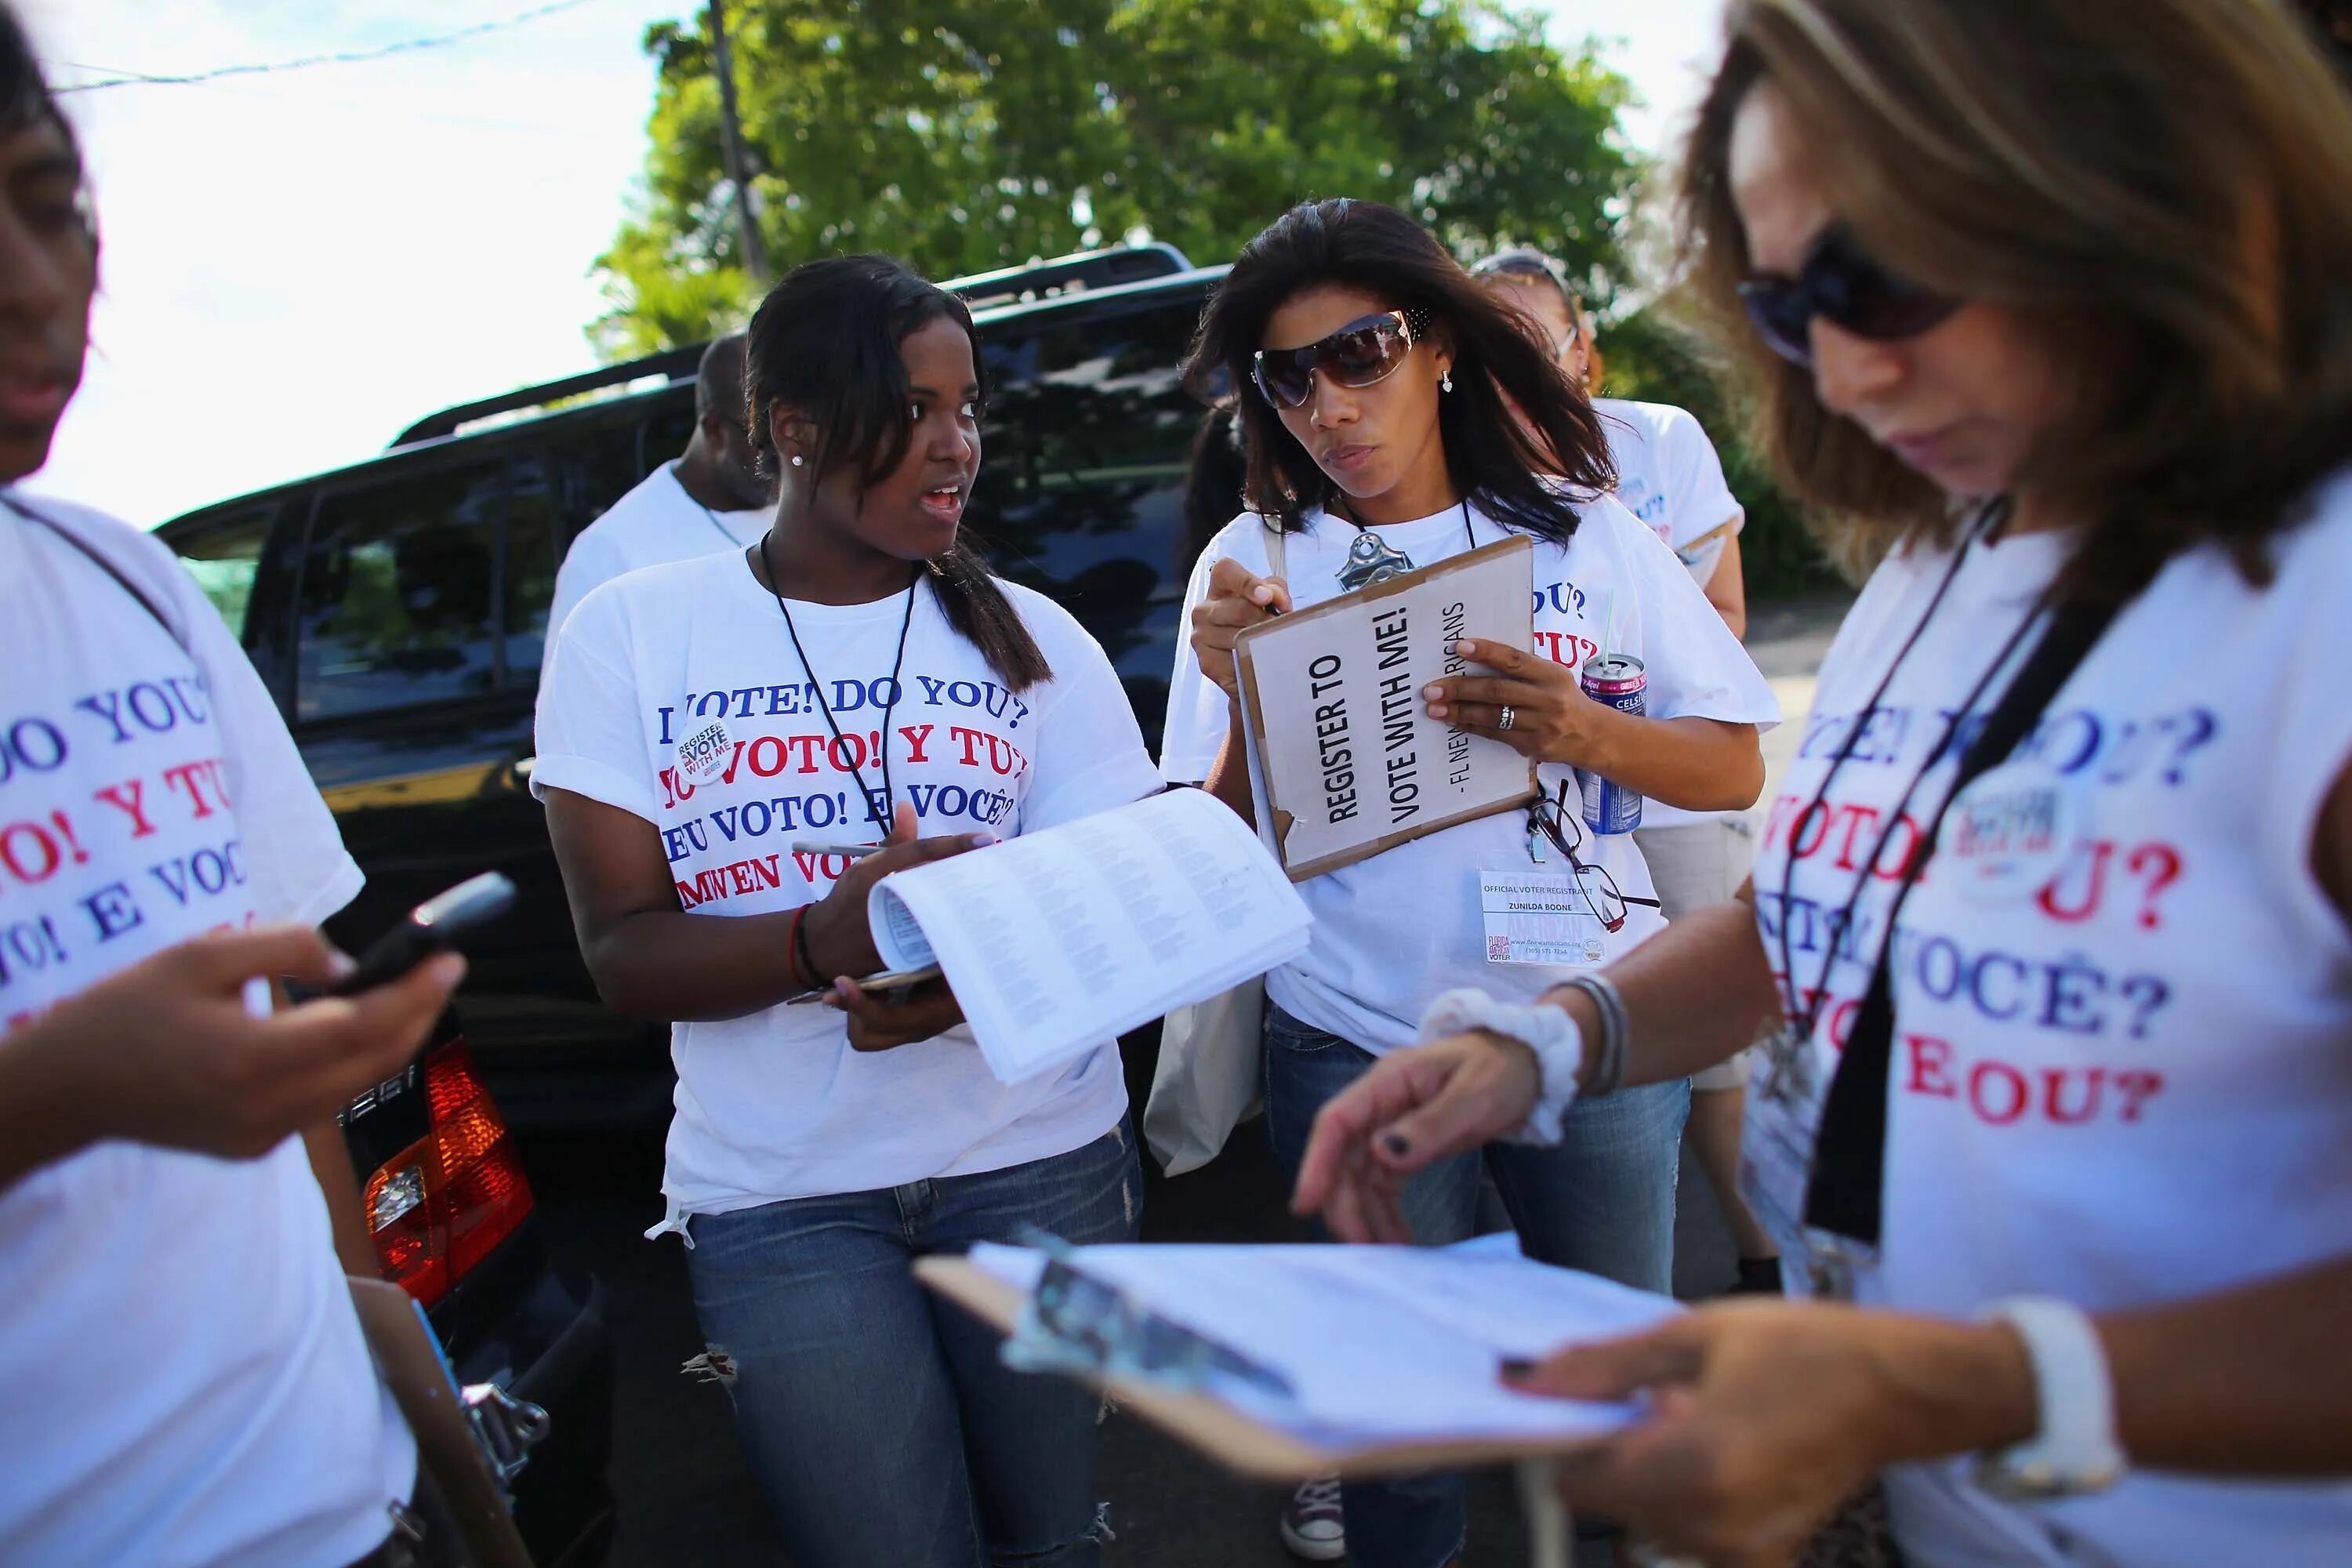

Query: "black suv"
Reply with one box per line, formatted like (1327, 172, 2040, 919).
(155, 243, 1224, 1131)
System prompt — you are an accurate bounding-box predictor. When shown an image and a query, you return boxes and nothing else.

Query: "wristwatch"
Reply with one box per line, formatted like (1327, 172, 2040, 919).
(1415, 988, 1583, 1144)
(1971, 1297, 2127, 1500)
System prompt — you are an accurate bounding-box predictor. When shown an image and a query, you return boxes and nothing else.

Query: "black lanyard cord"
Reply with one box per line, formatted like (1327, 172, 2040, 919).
(1803, 592, 2125, 1248)
(757, 533, 920, 833)
(1773, 503, 2010, 1040)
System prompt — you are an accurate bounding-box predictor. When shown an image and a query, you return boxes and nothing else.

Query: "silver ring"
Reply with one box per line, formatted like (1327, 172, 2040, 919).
(1497, 704, 1516, 732)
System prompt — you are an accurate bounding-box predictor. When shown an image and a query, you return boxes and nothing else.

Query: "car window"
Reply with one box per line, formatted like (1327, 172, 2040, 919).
(638, 397, 695, 482)
(550, 404, 664, 549)
(973, 293, 1204, 750)
(295, 461, 506, 720)
(172, 503, 276, 643)
(505, 455, 561, 679)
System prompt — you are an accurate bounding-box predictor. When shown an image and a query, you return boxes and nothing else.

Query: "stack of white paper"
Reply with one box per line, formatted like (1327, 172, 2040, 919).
(970, 1236, 1682, 1450)
(869, 788, 1312, 1083)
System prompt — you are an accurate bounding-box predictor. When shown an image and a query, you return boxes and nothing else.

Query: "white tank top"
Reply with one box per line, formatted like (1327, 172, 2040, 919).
(1745, 474, 2352, 1566)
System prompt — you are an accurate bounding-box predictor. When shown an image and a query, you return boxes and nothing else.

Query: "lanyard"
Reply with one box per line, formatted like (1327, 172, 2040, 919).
(1773, 503, 2015, 1043)
(1803, 591, 2123, 1247)
(757, 533, 920, 832)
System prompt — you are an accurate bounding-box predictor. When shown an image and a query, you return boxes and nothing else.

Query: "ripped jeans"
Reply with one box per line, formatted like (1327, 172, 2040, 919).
(684, 1119, 1142, 1568)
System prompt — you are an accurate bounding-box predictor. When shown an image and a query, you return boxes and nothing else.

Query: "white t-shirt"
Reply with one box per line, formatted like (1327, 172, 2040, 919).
(1595, 397, 1744, 579)
(1746, 478, 2352, 1565)
(0, 498, 412, 1568)
(1163, 494, 1779, 1054)
(1598, 398, 1749, 835)
(546, 461, 772, 640)
(534, 553, 1161, 1223)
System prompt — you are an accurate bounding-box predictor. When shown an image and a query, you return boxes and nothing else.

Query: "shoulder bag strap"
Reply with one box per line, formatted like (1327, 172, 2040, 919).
(1804, 593, 2125, 1248)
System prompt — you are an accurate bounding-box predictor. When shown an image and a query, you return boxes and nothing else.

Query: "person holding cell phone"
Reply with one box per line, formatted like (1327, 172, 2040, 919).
(1160, 198, 1779, 1568)
(0, 12, 466, 1563)
(534, 254, 1160, 1568)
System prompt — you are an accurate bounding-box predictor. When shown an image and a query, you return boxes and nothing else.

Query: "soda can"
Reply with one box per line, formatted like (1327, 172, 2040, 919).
(1577, 653, 1646, 833)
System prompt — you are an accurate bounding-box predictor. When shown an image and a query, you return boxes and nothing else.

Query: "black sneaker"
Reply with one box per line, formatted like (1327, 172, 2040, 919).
(1278, 1475, 1345, 1561)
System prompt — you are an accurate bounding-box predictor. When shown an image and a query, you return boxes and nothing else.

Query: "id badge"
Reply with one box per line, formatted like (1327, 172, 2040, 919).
(1740, 1025, 1825, 1261)
(1741, 1028, 1877, 1300)
(1478, 858, 1606, 967)
(1940, 757, 2095, 906)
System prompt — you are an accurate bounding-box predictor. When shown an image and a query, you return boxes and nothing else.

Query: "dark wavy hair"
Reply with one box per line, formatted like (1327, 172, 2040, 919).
(1184, 198, 1613, 542)
(1680, 0, 2352, 601)
(745, 254, 1049, 690)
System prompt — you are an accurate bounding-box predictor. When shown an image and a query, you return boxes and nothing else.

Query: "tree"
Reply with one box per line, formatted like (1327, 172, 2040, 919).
(590, 0, 1637, 357)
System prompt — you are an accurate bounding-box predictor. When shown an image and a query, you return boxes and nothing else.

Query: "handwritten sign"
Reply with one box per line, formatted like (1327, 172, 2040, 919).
(1235, 536, 1538, 880)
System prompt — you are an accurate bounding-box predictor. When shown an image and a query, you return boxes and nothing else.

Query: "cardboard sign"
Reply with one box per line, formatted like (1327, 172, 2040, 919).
(1234, 536, 1538, 880)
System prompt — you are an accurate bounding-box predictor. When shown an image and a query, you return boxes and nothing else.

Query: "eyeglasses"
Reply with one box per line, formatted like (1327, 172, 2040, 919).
(1527, 785, 1661, 935)
(1251, 308, 1431, 410)
(1737, 227, 1962, 368)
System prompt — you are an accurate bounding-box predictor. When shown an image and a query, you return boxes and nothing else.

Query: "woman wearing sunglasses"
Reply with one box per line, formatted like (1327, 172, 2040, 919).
(1161, 198, 1777, 1568)
(1292, 2, 2352, 1564)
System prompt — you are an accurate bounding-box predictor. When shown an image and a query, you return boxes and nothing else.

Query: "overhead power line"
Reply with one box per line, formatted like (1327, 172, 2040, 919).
(55, 0, 601, 94)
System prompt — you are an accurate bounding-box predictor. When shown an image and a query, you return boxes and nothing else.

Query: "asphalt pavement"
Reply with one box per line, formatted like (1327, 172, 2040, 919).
(517, 593, 1854, 1568)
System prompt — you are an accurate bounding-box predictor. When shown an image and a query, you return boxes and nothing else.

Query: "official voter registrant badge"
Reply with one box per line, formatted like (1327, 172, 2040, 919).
(1939, 757, 2093, 905)
(677, 719, 734, 784)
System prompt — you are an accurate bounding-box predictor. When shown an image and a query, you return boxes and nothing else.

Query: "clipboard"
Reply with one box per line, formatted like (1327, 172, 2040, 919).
(348, 1276, 536, 1568)
(1233, 536, 1540, 881)
(913, 1255, 1614, 1483)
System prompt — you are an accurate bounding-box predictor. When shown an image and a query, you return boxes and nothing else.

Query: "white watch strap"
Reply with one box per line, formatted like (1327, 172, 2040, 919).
(1972, 1296, 2125, 1499)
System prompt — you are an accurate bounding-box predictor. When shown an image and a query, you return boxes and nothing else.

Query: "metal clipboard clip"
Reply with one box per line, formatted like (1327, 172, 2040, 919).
(1000, 1228, 1296, 1403)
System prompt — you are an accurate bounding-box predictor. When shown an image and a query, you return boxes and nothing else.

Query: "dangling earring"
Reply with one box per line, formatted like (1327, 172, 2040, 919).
(1440, 371, 1454, 394)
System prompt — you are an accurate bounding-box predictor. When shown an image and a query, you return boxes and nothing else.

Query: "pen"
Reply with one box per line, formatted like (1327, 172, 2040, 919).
(790, 840, 885, 859)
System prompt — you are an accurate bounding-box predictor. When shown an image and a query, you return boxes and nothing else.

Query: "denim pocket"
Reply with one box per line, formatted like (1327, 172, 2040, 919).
(1262, 1005, 1350, 1057)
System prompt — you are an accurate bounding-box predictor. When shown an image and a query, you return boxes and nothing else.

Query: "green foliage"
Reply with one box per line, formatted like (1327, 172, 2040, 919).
(1600, 305, 1842, 601)
(591, 0, 1639, 357)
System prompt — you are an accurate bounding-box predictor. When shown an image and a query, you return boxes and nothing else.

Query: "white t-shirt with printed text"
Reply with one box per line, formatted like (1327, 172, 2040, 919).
(0, 499, 413, 1568)
(546, 461, 772, 640)
(1595, 397, 1744, 576)
(1747, 479, 2352, 1565)
(1599, 397, 1748, 834)
(1162, 493, 1779, 1054)
(534, 554, 1161, 1221)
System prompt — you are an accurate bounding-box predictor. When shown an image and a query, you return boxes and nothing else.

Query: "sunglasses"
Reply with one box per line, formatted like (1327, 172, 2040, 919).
(1251, 307, 1432, 410)
(1737, 227, 1962, 367)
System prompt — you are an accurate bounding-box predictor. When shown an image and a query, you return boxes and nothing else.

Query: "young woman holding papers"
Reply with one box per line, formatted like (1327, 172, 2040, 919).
(1161, 198, 1778, 1568)
(534, 256, 1160, 1568)
(1294, 2, 2352, 1563)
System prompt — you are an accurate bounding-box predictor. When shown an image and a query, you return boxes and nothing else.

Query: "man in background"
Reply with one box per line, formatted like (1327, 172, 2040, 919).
(546, 332, 771, 637)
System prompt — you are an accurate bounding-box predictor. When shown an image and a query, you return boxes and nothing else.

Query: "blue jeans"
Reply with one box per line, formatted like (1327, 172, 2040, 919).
(684, 1120, 1142, 1568)
(1263, 1004, 1688, 1568)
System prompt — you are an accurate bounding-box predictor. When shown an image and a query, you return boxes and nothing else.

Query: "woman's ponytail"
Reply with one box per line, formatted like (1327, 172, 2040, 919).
(930, 539, 1052, 691)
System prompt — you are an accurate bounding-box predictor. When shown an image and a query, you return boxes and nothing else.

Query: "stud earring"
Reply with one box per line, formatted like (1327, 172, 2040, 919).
(789, 453, 804, 467)
(1440, 372, 1454, 394)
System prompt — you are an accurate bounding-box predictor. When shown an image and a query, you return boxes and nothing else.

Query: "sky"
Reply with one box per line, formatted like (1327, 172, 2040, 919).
(27, 0, 1726, 530)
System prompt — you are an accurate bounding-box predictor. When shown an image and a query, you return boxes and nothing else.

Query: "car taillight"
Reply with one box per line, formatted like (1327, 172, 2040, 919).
(361, 1039, 533, 1308)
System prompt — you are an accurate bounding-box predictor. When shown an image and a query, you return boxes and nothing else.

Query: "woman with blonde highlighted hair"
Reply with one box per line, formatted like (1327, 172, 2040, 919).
(1293, 2, 2352, 1563)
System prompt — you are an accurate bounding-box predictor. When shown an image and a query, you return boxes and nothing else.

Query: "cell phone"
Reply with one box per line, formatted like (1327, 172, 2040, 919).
(328, 872, 516, 996)
(786, 962, 946, 1004)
